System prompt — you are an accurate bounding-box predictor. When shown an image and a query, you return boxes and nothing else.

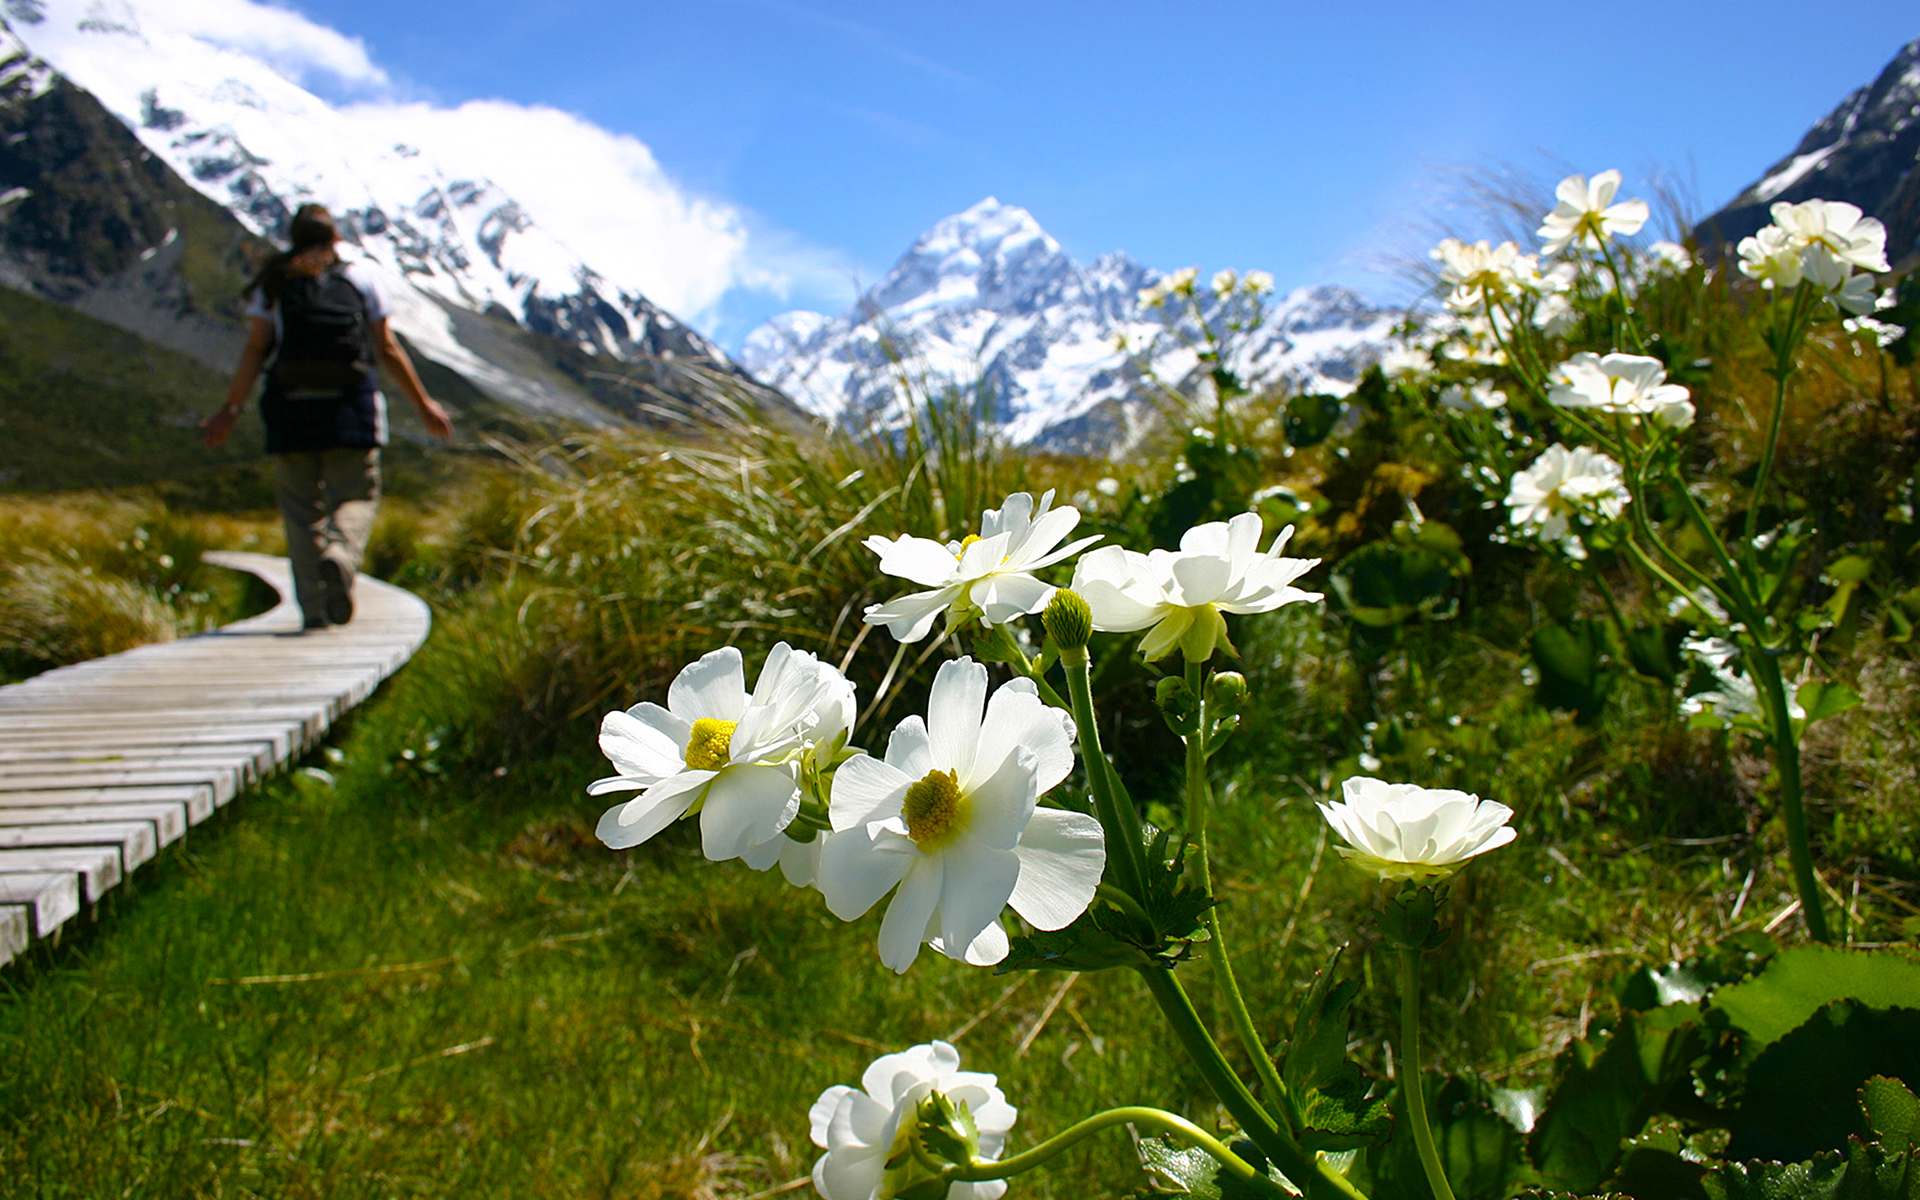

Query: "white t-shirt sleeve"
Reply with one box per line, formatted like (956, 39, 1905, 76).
(345, 262, 390, 321)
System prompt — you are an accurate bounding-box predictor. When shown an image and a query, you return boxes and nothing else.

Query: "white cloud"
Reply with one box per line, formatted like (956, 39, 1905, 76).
(339, 98, 756, 320)
(20, 0, 851, 338)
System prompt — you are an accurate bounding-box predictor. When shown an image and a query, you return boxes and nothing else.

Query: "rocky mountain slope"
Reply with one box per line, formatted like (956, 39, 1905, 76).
(740, 198, 1396, 453)
(1698, 37, 1920, 271)
(0, 4, 771, 433)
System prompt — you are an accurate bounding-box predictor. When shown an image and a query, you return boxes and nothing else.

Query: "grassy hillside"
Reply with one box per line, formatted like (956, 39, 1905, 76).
(0, 286, 271, 494)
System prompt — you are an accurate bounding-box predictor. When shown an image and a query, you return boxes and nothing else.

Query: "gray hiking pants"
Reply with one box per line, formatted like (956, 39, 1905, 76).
(274, 448, 379, 626)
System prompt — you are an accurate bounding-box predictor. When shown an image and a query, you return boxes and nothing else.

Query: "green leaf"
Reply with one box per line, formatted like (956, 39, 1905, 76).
(1706, 947, 1920, 1067)
(1355, 1074, 1542, 1199)
(1331, 540, 1456, 627)
(1531, 619, 1616, 723)
(1702, 1140, 1920, 1200)
(1725, 1002, 1920, 1162)
(1276, 949, 1392, 1151)
(1283, 393, 1344, 448)
(1796, 681, 1863, 726)
(1863, 1077, 1920, 1154)
(1131, 1136, 1294, 1199)
(1529, 1006, 1704, 1194)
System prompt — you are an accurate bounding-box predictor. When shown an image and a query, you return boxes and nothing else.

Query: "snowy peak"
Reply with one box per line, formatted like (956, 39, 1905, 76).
(744, 200, 1394, 452)
(1700, 37, 1920, 269)
(869, 196, 1071, 316)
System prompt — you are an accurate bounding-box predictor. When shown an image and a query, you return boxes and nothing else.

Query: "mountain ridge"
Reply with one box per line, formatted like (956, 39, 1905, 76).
(741, 197, 1396, 452)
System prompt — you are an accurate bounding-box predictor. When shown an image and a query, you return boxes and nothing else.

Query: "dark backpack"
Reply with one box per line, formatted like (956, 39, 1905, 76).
(268, 264, 374, 393)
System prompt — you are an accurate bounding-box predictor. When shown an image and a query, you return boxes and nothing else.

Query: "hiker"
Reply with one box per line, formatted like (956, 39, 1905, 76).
(203, 203, 452, 630)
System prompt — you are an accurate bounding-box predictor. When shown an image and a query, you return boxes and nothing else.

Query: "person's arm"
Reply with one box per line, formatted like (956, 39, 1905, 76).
(202, 316, 275, 449)
(371, 317, 453, 440)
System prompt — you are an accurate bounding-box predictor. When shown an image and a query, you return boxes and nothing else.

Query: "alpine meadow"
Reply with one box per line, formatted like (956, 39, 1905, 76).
(3, 9, 1920, 1200)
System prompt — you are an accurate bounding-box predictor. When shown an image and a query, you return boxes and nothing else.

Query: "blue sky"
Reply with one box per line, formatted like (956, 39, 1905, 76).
(273, 1, 1915, 348)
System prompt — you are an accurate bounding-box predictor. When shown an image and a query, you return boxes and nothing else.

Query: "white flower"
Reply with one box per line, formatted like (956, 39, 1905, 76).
(1532, 291, 1579, 338)
(1439, 380, 1508, 411)
(1433, 238, 1541, 311)
(1137, 280, 1171, 306)
(809, 1041, 1016, 1200)
(820, 659, 1104, 973)
(1538, 169, 1650, 256)
(593, 644, 856, 863)
(1737, 224, 1803, 289)
(1547, 352, 1695, 429)
(1682, 634, 1741, 672)
(1768, 199, 1889, 274)
(1506, 444, 1630, 556)
(1211, 268, 1238, 295)
(1379, 344, 1434, 380)
(1070, 514, 1322, 661)
(862, 490, 1100, 644)
(1243, 269, 1275, 293)
(1648, 240, 1694, 273)
(1318, 776, 1516, 882)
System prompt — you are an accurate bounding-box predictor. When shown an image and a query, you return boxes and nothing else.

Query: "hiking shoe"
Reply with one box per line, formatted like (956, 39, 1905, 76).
(318, 556, 355, 626)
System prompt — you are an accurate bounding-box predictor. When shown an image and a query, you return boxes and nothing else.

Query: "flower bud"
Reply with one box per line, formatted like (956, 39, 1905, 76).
(1206, 671, 1249, 716)
(1043, 587, 1093, 651)
(1156, 675, 1199, 734)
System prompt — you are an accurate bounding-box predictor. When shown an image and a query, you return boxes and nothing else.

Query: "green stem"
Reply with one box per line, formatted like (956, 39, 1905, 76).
(1398, 948, 1458, 1200)
(1748, 652, 1832, 942)
(1136, 969, 1368, 1200)
(1061, 645, 1148, 904)
(923, 1105, 1285, 1195)
(1183, 659, 1293, 1117)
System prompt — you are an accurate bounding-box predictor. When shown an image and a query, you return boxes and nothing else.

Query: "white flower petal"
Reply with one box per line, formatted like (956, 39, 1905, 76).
(925, 658, 989, 774)
(668, 647, 747, 724)
(698, 764, 802, 861)
(878, 859, 945, 973)
(819, 824, 912, 921)
(935, 836, 1021, 957)
(1008, 808, 1107, 930)
(595, 770, 712, 848)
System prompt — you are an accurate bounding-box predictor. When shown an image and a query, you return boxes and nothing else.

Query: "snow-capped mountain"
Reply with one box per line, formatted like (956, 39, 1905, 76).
(740, 198, 1395, 452)
(2, 1, 754, 426)
(1698, 37, 1920, 271)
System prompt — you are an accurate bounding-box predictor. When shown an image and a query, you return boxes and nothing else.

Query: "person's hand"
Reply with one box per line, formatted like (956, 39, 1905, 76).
(201, 405, 241, 449)
(416, 396, 454, 441)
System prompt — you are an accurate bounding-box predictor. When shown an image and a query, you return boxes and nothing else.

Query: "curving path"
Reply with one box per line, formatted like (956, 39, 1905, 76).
(0, 551, 430, 968)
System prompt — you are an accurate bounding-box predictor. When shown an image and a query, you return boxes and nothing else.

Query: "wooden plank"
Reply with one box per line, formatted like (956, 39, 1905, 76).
(0, 848, 121, 901)
(0, 785, 214, 826)
(0, 803, 189, 846)
(0, 904, 26, 967)
(0, 753, 264, 787)
(0, 727, 293, 758)
(0, 823, 156, 871)
(0, 768, 240, 807)
(0, 552, 431, 959)
(0, 739, 280, 776)
(0, 872, 80, 936)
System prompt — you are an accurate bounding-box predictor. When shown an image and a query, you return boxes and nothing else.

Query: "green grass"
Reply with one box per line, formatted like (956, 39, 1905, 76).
(3, 284, 1919, 1197)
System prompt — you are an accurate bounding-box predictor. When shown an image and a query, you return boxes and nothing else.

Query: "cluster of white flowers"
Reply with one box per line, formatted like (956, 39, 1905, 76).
(1137, 265, 1200, 307)
(1505, 443, 1631, 559)
(1546, 352, 1696, 430)
(594, 493, 1324, 978)
(1737, 199, 1890, 315)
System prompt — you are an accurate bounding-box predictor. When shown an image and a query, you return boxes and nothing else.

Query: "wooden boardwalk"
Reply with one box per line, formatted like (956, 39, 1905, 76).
(0, 551, 430, 967)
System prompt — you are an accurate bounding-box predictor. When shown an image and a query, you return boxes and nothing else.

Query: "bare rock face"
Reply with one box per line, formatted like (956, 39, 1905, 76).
(1698, 38, 1920, 271)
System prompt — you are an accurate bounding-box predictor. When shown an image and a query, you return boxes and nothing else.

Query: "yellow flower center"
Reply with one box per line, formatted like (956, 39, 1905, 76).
(954, 533, 982, 559)
(684, 718, 737, 771)
(902, 768, 967, 850)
